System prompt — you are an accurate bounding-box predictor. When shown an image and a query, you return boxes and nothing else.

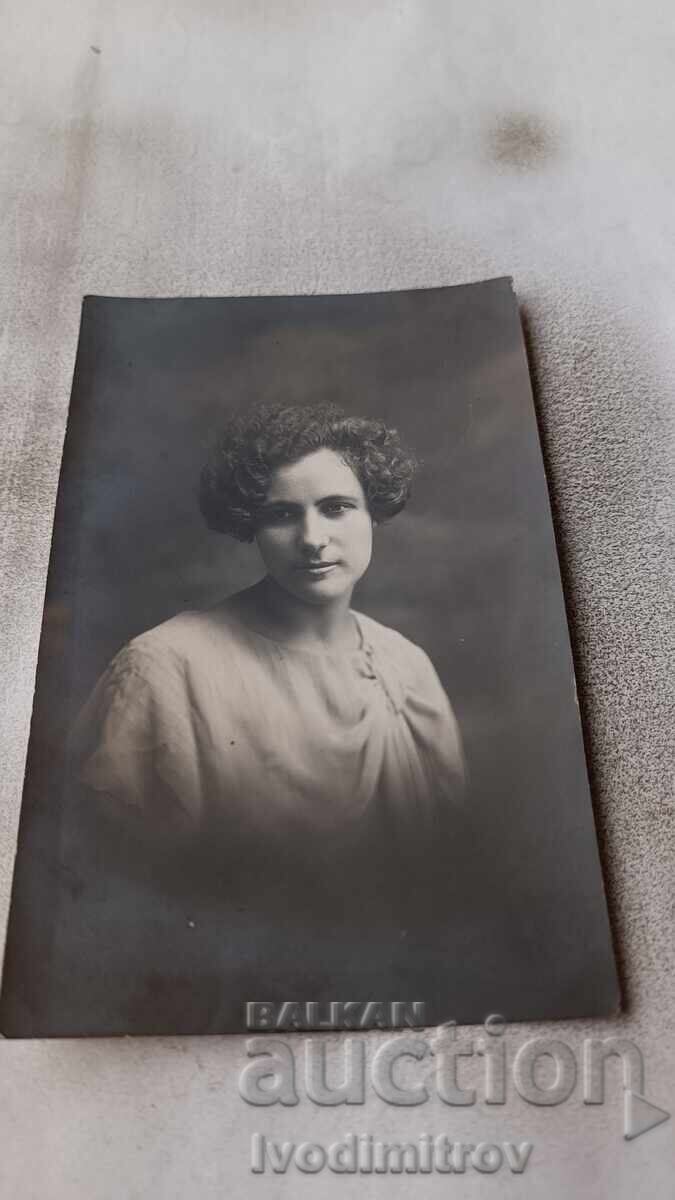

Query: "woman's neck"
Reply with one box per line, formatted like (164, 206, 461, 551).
(233, 576, 359, 652)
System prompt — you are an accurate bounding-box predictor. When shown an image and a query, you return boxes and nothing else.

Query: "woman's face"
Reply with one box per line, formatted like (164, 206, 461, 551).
(254, 448, 373, 606)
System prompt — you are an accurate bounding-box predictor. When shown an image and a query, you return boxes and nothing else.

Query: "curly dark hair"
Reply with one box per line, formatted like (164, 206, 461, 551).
(199, 403, 419, 542)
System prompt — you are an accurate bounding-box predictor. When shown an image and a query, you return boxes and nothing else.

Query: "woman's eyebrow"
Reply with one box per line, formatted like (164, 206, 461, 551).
(258, 499, 302, 511)
(319, 493, 360, 504)
(261, 493, 360, 509)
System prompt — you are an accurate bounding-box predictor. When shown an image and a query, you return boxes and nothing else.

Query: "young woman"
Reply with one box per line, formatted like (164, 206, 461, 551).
(71, 403, 464, 898)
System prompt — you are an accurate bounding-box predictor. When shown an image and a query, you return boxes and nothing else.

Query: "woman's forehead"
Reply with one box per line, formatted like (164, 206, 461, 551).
(266, 448, 363, 501)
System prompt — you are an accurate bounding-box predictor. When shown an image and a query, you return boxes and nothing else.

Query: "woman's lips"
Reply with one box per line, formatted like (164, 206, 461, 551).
(296, 561, 339, 575)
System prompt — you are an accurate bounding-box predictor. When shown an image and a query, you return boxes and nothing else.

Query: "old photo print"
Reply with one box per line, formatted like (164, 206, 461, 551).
(0, 280, 619, 1035)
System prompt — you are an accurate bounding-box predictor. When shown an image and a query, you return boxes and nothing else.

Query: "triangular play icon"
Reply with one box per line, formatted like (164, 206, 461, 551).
(624, 1089, 670, 1140)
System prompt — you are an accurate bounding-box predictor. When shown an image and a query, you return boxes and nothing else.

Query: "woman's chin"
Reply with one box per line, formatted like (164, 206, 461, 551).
(294, 584, 351, 606)
(283, 575, 354, 605)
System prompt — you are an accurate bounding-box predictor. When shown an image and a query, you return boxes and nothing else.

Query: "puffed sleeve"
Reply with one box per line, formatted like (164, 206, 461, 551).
(408, 643, 467, 796)
(69, 641, 198, 836)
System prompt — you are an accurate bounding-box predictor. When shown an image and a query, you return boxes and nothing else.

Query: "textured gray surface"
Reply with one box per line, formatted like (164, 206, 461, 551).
(0, 1, 673, 1196)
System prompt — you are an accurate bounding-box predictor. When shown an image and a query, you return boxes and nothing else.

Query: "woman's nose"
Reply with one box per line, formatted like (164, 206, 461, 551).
(299, 511, 328, 551)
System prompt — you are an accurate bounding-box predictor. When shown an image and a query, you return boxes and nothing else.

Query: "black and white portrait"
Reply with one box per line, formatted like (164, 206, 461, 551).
(71, 403, 464, 867)
(0, 281, 619, 1036)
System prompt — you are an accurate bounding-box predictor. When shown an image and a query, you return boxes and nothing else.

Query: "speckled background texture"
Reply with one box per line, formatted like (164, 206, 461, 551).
(0, 2, 673, 1197)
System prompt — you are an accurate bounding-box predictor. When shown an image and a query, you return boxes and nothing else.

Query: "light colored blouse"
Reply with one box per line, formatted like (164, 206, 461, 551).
(71, 602, 464, 853)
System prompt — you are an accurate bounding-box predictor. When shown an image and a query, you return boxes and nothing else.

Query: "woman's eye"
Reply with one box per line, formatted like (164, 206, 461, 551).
(261, 508, 295, 525)
(323, 502, 352, 516)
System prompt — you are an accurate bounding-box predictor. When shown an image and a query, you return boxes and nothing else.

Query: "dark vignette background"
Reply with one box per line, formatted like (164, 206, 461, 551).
(0, 280, 619, 1035)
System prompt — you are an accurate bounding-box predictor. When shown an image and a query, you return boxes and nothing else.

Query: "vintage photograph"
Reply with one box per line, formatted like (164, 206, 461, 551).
(0, 280, 620, 1035)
